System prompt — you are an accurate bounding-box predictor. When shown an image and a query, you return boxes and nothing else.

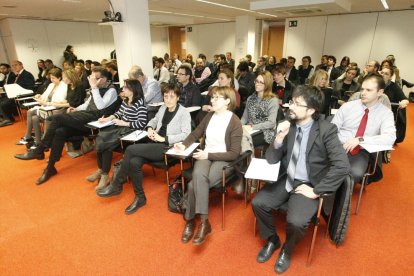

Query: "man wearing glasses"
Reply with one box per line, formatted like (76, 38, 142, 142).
(358, 60, 380, 84)
(15, 67, 119, 185)
(252, 85, 350, 274)
(176, 65, 201, 108)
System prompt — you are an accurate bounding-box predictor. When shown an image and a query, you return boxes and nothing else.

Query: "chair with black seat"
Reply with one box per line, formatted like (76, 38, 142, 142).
(181, 150, 252, 230)
(253, 174, 354, 265)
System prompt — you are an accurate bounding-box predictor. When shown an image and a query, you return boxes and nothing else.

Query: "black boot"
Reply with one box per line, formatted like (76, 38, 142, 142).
(124, 195, 146, 215)
(402, 79, 414, 88)
(96, 183, 123, 197)
(36, 165, 57, 185)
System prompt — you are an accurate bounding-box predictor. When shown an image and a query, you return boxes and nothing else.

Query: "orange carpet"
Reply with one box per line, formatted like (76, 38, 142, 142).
(1, 107, 413, 275)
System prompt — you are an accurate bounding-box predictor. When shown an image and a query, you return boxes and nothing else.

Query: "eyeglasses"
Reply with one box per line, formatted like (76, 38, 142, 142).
(254, 80, 265, 85)
(211, 95, 225, 101)
(176, 72, 186, 76)
(289, 100, 308, 108)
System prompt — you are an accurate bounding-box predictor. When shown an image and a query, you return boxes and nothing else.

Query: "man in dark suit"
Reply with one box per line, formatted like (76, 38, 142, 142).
(326, 55, 341, 85)
(0, 63, 16, 86)
(0, 60, 35, 126)
(252, 85, 350, 274)
(286, 56, 299, 85)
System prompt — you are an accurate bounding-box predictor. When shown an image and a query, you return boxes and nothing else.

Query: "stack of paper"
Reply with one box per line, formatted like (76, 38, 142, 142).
(166, 143, 200, 157)
(121, 130, 148, 142)
(87, 120, 114, 128)
(245, 158, 280, 182)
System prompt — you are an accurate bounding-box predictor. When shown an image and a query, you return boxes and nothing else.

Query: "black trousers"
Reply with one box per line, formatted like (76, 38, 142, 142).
(43, 111, 98, 166)
(0, 97, 16, 121)
(112, 142, 166, 195)
(348, 150, 370, 184)
(252, 178, 319, 255)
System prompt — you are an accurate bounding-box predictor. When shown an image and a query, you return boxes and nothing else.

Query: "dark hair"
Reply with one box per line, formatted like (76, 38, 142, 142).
(48, 68, 62, 80)
(85, 60, 92, 65)
(45, 59, 53, 64)
(91, 66, 111, 80)
(380, 59, 394, 70)
(65, 45, 73, 52)
(328, 55, 337, 64)
(237, 61, 249, 72)
(198, 53, 206, 60)
(302, 56, 311, 63)
(292, 85, 324, 120)
(77, 59, 85, 65)
(279, 58, 287, 65)
(156, 57, 165, 64)
(178, 65, 193, 78)
(161, 83, 181, 97)
(92, 61, 101, 66)
(0, 63, 11, 69)
(340, 56, 350, 67)
(123, 79, 144, 104)
(272, 63, 286, 75)
(106, 62, 117, 71)
(346, 66, 360, 77)
(287, 56, 296, 63)
(218, 68, 235, 89)
(383, 66, 394, 77)
(363, 73, 386, 90)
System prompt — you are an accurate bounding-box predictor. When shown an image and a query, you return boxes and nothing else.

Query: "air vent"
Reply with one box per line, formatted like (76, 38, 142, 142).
(275, 8, 323, 15)
(2, 5, 17, 8)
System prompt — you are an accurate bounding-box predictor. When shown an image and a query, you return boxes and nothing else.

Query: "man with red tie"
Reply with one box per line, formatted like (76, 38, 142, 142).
(331, 73, 396, 183)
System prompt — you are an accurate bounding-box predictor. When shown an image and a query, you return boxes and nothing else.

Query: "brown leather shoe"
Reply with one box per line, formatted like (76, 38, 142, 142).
(192, 219, 211, 245)
(181, 219, 195, 243)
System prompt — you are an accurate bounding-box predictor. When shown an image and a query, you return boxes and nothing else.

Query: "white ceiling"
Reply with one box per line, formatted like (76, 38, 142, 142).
(0, 0, 413, 26)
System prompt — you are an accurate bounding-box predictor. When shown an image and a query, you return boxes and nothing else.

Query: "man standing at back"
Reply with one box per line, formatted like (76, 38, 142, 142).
(252, 85, 350, 274)
(0, 60, 35, 127)
(332, 73, 395, 184)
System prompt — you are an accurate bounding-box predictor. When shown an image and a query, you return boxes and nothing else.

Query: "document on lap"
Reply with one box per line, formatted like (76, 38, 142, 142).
(360, 143, 394, 153)
(39, 106, 57, 111)
(166, 143, 200, 157)
(121, 130, 148, 142)
(87, 120, 115, 128)
(4, 83, 34, 98)
(245, 158, 280, 182)
(22, 101, 39, 107)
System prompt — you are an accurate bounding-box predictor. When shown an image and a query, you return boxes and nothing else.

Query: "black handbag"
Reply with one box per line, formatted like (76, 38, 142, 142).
(168, 175, 184, 213)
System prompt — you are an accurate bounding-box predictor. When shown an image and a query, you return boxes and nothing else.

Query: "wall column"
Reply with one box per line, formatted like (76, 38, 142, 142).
(234, 15, 256, 69)
(109, 0, 153, 80)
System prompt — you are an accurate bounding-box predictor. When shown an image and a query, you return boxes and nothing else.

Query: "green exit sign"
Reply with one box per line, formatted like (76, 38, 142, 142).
(289, 20, 298, 27)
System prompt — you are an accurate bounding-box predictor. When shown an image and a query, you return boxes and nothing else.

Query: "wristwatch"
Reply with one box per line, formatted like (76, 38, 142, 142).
(358, 137, 364, 143)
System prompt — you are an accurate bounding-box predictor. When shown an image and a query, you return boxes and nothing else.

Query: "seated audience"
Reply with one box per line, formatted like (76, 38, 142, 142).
(36, 59, 47, 83)
(297, 56, 314, 85)
(175, 86, 242, 245)
(265, 56, 277, 73)
(381, 67, 409, 112)
(241, 71, 278, 146)
(15, 67, 119, 185)
(286, 56, 299, 85)
(194, 58, 211, 85)
(75, 62, 90, 90)
(272, 64, 295, 104)
(336, 56, 350, 75)
(128, 65, 162, 105)
(309, 69, 333, 115)
(87, 79, 147, 191)
(357, 60, 380, 84)
(315, 54, 328, 71)
(153, 58, 170, 84)
(326, 55, 341, 85)
(0, 60, 35, 127)
(176, 65, 201, 107)
(16, 68, 67, 147)
(0, 63, 16, 87)
(237, 62, 256, 97)
(252, 85, 350, 274)
(106, 62, 119, 84)
(332, 73, 396, 184)
(254, 57, 266, 76)
(332, 66, 360, 106)
(97, 83, 191, 214)
(63, 45, 77, 65)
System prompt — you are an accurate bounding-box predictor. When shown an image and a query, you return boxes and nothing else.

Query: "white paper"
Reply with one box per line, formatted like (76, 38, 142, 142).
(360, 143, 394, 153)
(148, 102, 164, 107)
(201, 91, 209, 96)
(16, 96, 34, 101)
(330, 108, 338, 115)
(121, 130, 148, 141)
(87, 120, 114, 128)
(245, 158, 280, 182)
(22, 102, 39, 107)
(282, 103, 290, 108)
(4, 83, 34, 98)
(166, 143, 200, 157)
(186, 106, 201, 113)
(249, 129, 261, 135)
(39, 106, 57, 111)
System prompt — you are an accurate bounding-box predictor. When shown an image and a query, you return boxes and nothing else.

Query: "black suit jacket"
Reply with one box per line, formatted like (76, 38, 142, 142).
(265, 119, 350, 194)
(287, 67, 299, 84)
(328, 67, 341, 83)
(15, 69, 35, 91)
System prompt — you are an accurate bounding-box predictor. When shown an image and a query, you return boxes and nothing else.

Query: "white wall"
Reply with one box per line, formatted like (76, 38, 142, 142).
(185, 20, 263, 64)
(0, 18, 169, 77)
(283, 10, 414, 95)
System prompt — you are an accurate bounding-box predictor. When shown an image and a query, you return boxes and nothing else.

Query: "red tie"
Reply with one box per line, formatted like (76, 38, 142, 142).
(350, 108, 369, 155)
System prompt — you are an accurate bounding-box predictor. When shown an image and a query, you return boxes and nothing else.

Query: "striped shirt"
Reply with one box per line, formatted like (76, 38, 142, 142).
(113, 99, 147, 130)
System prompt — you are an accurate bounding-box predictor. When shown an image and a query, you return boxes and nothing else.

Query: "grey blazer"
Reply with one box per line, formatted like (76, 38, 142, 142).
(265, 119, 350, 195)
(147, 104, 191, 145)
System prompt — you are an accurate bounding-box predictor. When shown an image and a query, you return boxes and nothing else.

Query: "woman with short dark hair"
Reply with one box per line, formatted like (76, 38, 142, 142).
(97, 83, 192, 215)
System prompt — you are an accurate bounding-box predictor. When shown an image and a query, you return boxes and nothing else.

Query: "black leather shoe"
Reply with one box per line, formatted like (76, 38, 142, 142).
(96, 184, 122, 197)
(124, 196, 146, 215)
(36, 167, 57, 185)
(181, 219, 195, 243)
(15, 149, 45, 160)
(257, 240, 280, 263)
(402, 79, 414, 88)
(192, 219, 212, 245)
(275, 249, 291, 274)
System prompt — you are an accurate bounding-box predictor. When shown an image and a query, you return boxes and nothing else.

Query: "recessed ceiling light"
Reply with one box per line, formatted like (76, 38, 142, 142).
(62, 0, 81, 3)
(380, 0, 389, 10)
(196, 0, 277, 18)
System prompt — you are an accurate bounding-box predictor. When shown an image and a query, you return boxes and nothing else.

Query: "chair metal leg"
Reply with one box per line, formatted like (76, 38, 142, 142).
(244, 178, 249, 208)
(355, 175, 367, 215)
(307, 197, 324, 266)
(222, 170, 226, 231)
(253, 217, 257, 236)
